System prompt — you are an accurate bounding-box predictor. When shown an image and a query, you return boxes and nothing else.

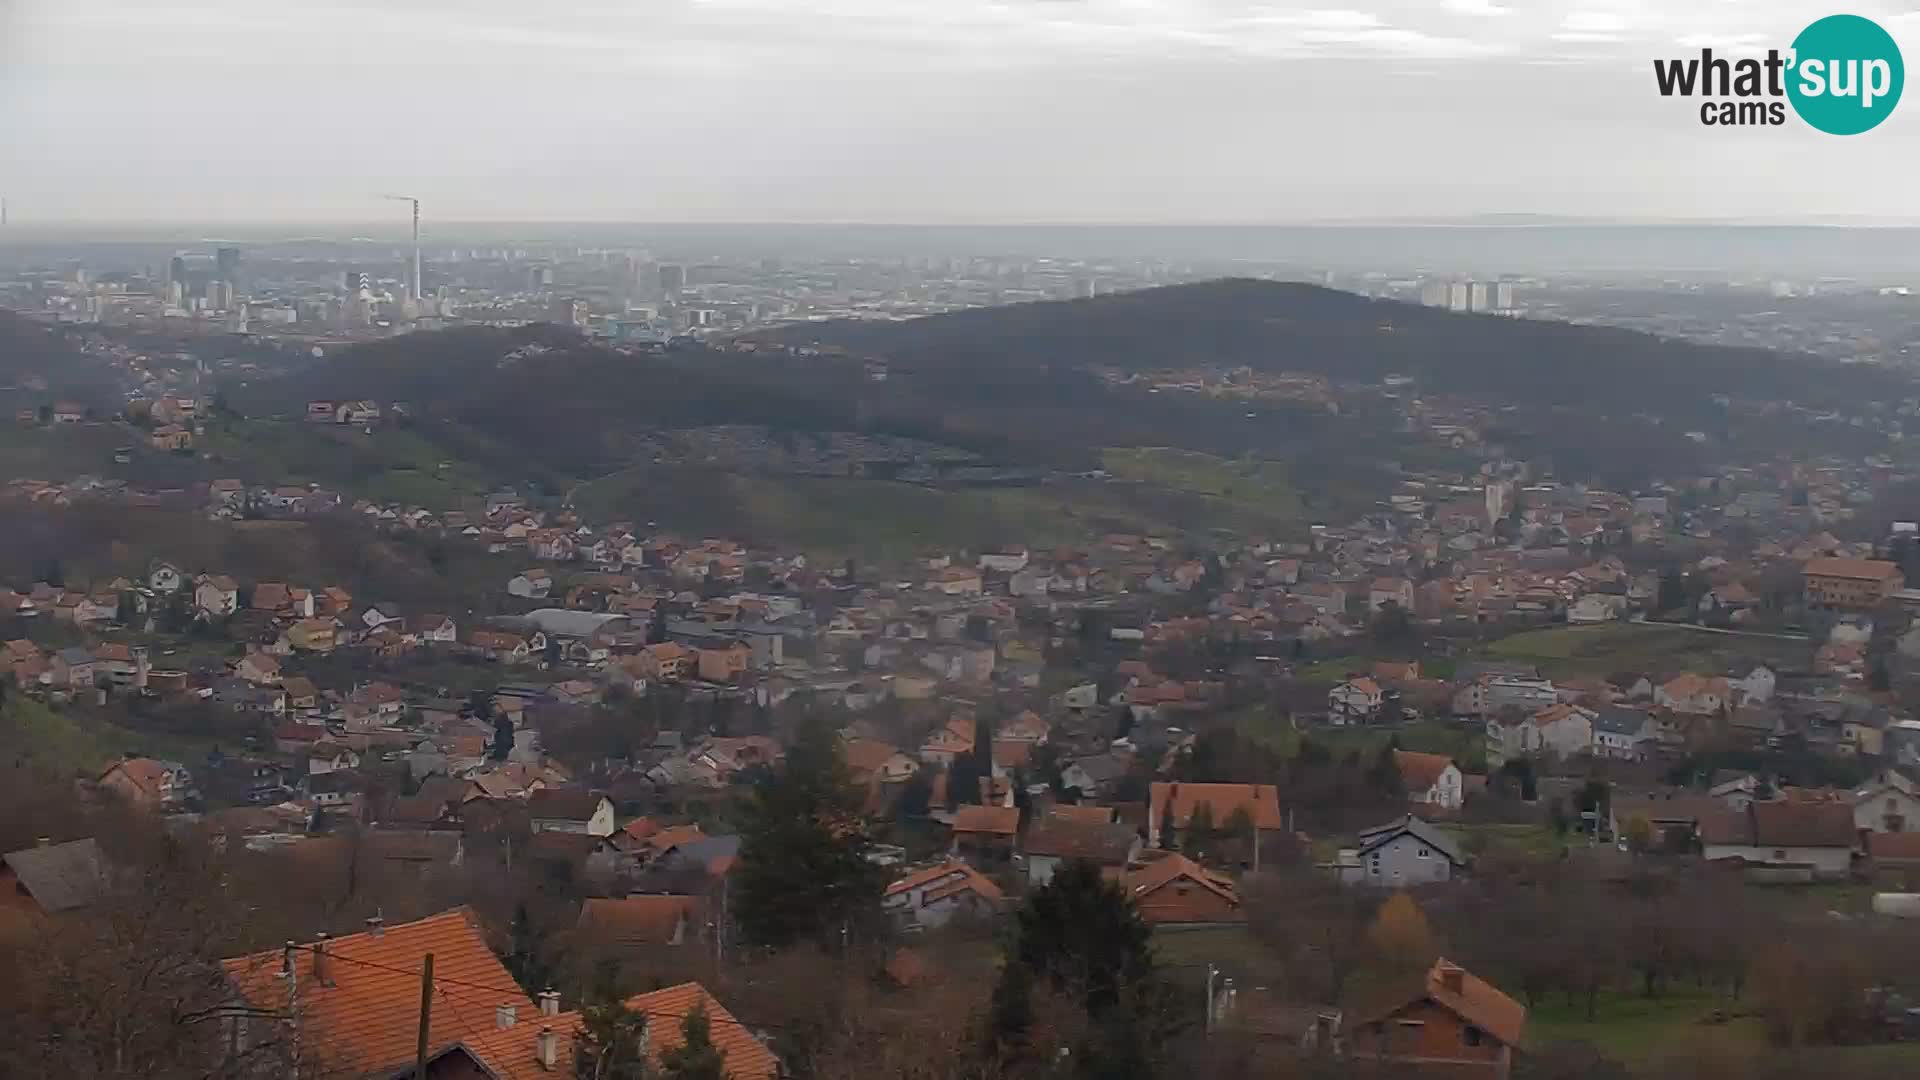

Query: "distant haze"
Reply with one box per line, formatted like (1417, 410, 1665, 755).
(4, 1, 1920, 225)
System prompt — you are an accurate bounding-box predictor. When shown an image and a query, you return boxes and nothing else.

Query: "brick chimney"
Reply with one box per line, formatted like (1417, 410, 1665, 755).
(535, 1026, 559, 1069)
(538, 989, 561, 1017)
(1436, 961, 1464, 995)
(495, 1003, 518, 1030)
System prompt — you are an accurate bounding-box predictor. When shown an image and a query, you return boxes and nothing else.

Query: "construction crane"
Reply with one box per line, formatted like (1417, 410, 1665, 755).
(380, 194, 422, 302)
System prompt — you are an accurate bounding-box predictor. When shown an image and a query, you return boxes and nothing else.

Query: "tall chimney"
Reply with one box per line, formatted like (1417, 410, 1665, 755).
(538, 989, 561, 1017)
(282, 940, 297, 978)
(314, 932, 331, 986)
(1436, 961, 1464, 995)
(495, 1003, 517, 1030)
(365, 914, 384, 938)
(535, 1026, 559, 1069)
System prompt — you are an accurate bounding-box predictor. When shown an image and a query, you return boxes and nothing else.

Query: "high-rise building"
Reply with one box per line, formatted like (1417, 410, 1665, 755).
(1447, 282, 1471, 312)
(1493, 281, 1516, 312)
(1419, 281, 1449, 307)
(657, 263, 685, 294)
(1468, 282, 1489, 312)
(215, 246, 241, 284)
(168, 256, 189, 287)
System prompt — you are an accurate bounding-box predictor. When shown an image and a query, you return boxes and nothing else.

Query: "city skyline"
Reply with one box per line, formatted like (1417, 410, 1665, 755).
(4, 0, 1920, 225)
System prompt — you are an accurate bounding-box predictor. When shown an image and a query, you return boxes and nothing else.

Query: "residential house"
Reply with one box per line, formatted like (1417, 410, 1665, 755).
(883, 860, 1004, 930)
(979, 547, 1031, 573)
(1655, 674, 1730, 716)
(1021, 816, 1142, 888)
(282, 618, 339, 653)
(1337, 816, 1470, 887)
(576, 895, 706, 949)
(1146, 782, 1283, 848)
(193, 575, 239, 619)
(1395, 751, 1464, 811)
(235, 652, 281, 686)
(1329, 677, 1385, 723)
(48, 646, 98, 691)
(1853, 772, 1920, 834)
(220, 909, 536, 1078)
(1700, 800, 1857, 879)
(926, 566, 985, 597)
(1369, 577, 1415, 612)
(0, 837, 108, 917)
(148, 562, 185, 594)
(1486, 703, 1594, 767)
(696, 643, 751, 683)
(528, 790, 616, 836)
(1350, 959, 1527, 1080)
(407, 613, 458, 646)
(948, 804, 1020, 863)
(1592, 708, 1655, 761)
(1115, 851, 1242, 926)
(1060, 754, 1130, 800)
(281, 677, 320, 713)
(843, 739, 919, 786)
(1803, 557, 1904, 612)
(507, 569, 553, 599)
(466, 629, 536, 664)
(97, 757, 194, 811)
(1453, 674, 1559, 717)
(919, 716, 976, 766)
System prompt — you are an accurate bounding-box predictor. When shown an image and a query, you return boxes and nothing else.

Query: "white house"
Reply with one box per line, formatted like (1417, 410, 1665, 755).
(193, 575, 239, 618)
(1328, 677, 1385, 724)
(1395, 751, 1464, 811)
(528, 791, 615, 836)
(1655, 674, 1729, 715)
(1337, 816, 1471, 887)
(1368, 577, 1415, 612)
(1566, 594, 1625, 624)
(1854, 772, 1920, 834)
(149, 562, 185, 595)
(882, 860, 1003, 931)
(1729, 665, 1777, 707)
(977, 548, 1031, 574)
(1592, 708, 1654, 761)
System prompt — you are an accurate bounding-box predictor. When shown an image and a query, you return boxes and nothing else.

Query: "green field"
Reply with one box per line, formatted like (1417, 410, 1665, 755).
(201, 421, 502, 508)
(0, 697, 209, 780)
(1482, 623, 1809, 680)
(1101, 447, 1306, 521)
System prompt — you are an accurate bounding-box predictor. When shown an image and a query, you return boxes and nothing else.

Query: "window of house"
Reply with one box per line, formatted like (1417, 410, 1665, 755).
(1464, 1026, 1483, 1047)
(1773, 849, 1787, 860)
(1417, 847, 1430, 858)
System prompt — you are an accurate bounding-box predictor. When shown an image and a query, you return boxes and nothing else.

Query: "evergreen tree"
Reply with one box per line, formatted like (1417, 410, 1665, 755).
(491, 714, 515, 761)
(1009, 860, 1154, 1014)
(576, 996, 649, 1080)
(1185, 802, 1217, 861)
(656, 1004, 728, 1080)
(734, 713, 883, 948)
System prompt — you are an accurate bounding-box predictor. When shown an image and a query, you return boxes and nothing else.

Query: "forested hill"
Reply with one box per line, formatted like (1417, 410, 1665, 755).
(0, 310, 121, 406)
(762, 278, 1904, 418)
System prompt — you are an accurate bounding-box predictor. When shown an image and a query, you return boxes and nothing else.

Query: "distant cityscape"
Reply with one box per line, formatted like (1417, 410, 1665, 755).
(4, 225, 1918, 369)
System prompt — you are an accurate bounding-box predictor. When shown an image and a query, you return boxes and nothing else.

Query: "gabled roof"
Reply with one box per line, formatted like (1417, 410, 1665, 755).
(1354, 815, 1469, 866)
(1392, 750, 1456, 792)
(1803, 557, 1901, 582)
(1701, 800, 1857, 849)
(527, 788, 608, 822)
(1, 838, 108, 913)
(949, 804, 1020, 837)
(885, 859, 1005, 905)
(222, 908, 531, 1077)
(578, 895, 706, 946)
(1115, 851, 1241, 917)
(1359, 959, 1527, 1049)
(1022, 819, 1139, 863)
(1148, 782, 1283, 831)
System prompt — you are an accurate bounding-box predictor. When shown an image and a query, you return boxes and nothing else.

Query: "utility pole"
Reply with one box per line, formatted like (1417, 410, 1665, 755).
(414, 953, 435, 1080)
(1205, 963, 1218, 1033)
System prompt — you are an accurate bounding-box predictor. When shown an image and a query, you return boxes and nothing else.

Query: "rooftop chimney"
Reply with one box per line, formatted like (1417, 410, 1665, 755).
(282, 939, 297, 978)
(34, 837, 51, 847)
(538, 989, 561, 1017)
(535, 1026, 559, 1069)
(314, 932, 331, 986)
(1436, 961, 1464, 995)
(496, 1003, 517, 1030)
(365, 914, 384, 938)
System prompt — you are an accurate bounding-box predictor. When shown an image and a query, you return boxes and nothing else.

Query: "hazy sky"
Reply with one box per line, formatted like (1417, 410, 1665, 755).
(4, 0, 1920, 224)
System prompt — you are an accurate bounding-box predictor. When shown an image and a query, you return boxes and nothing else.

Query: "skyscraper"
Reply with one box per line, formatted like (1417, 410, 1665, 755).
(658, 263, 686, 295)
(169, 256, 189, 287)
(215, 246, 241, 284)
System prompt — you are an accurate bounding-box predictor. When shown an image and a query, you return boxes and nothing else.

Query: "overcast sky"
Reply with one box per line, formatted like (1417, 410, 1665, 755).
(4, 0, 1920, 224)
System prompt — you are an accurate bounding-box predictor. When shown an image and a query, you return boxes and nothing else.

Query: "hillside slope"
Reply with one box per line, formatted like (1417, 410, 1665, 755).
(763, 278, 1901, 418)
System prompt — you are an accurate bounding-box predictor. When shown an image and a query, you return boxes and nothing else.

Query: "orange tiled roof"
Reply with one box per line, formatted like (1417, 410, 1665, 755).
(222, 908, 531, 1077)
(626, 983, 779, 1079)
(1393, 750, 1455, 792)
(1803, 557, 1901, 582)
(949, 803, 1020, 836)
(578, 895, 705, 946)
(1147, 782, 1283, 831)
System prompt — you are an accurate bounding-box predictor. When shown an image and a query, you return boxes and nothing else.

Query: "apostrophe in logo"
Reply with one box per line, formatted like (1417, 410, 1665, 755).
(1652, 13, 1903, 134)
(1787, 14, 1903, 134)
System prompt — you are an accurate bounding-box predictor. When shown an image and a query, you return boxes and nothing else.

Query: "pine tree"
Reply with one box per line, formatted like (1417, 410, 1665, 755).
(490, 714, 515, 761)
(734, 713, 883, 948)
(656, 1004, 728, 1080)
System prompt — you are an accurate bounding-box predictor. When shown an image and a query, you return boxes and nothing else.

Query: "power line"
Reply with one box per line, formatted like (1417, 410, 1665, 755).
(295, 943, 783, 1035)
